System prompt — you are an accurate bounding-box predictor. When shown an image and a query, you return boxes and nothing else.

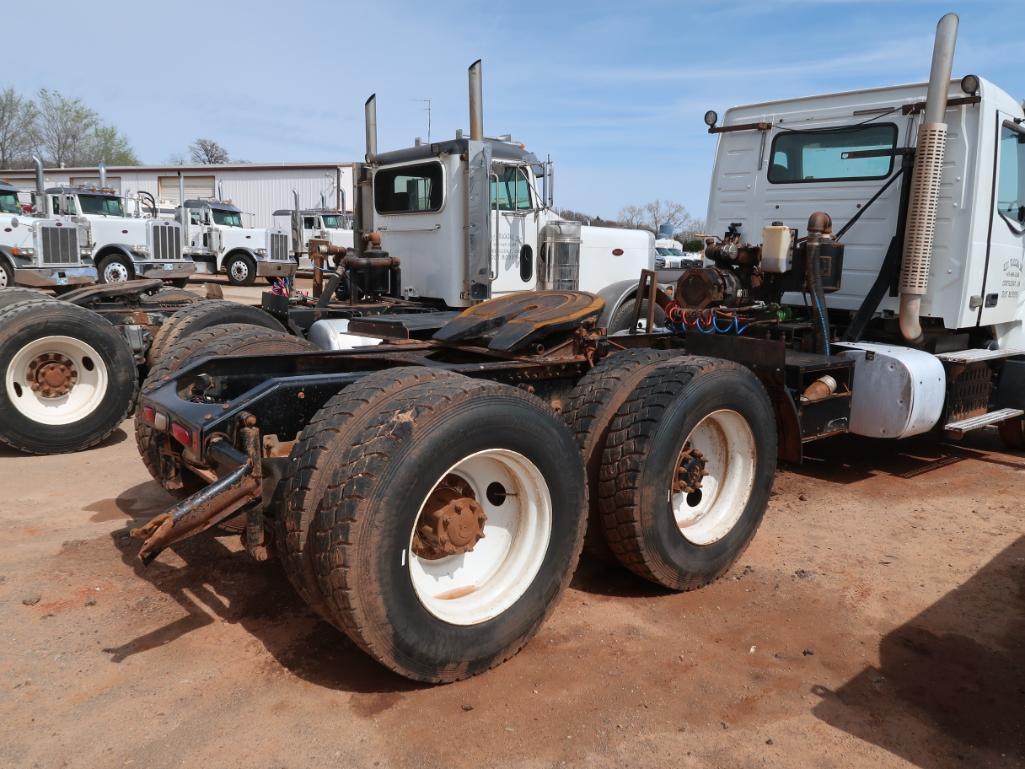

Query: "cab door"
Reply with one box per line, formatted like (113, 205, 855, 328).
(490, 163, 539, 295)
(979, 116, 1025, 326)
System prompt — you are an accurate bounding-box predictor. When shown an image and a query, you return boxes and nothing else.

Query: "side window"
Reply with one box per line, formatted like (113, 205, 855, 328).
(374, 162, 444, 214)
(768, 124, 897, 183)
(997, 124, 1025, 226)
(492, 166, 532, 211)
(303, 216, 317, 229)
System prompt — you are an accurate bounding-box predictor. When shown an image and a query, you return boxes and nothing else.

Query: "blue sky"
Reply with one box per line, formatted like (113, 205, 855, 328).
(6, 1, 1023, 221)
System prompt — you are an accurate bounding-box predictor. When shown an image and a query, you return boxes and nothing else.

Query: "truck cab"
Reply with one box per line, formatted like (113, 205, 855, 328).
(0, 181, 96, 289)
(272, 208, 353, 271)
(47, 186, 193, 286)
(360, 71, 654, 329)
(181, 199, 296, 286)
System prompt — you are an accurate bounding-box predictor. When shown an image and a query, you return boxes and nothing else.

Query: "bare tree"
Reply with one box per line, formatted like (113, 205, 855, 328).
(618, 199, 697, 236)
(36, 89, 99, 167)
(188, 138, 230, 165)
(0, 88, 38, 169)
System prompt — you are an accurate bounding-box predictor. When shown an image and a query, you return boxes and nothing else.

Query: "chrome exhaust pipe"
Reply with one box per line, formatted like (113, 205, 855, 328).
(899, 12, 958, 344)
(468, 59, 484, 140)
(365, 94, 378, 163)
(178, 172, 188, 232)
(98, 160, 107, 188)
(33, 155, 48, 216)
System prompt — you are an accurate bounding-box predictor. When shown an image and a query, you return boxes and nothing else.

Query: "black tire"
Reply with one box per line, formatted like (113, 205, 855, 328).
(224, 252, 257, 286)
(274, 366, 464, 621)
(146, 299, 285, 367)
(136, 324, 314, 492)
(0, 260, 15, 290)
(0, 287, 53, 312)
(562, 348, 677, 560)
(97, 253, 134, 285)
(598, 356, 776, 590)
(311, 378, 588, 682)
(607, 298, 666, 335)
(0, 299, 137, 454)
(998, 417, 1025, 450)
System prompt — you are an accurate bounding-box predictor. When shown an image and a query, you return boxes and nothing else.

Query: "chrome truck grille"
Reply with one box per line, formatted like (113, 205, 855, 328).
(538, 221, 582, 291)
(38, 224, 81, 265)
(151, 222, 183, 260)
(269, 231, 289, 260)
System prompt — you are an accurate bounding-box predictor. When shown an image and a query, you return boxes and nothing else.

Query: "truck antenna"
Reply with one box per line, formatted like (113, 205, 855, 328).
(412, 98, 432, 142)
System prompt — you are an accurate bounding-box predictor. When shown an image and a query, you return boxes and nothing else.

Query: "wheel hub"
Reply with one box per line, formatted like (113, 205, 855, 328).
(673, 445, 707, 495)
(413, 475, 487, 560)
(26, 352, 78, 398)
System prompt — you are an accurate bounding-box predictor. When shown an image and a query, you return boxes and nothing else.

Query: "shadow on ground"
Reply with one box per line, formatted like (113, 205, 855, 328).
(813, 536, 1025, 767)
(94, 480, 422, 696)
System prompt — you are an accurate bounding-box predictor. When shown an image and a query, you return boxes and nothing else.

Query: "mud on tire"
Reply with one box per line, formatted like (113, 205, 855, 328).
(562, 347, 677, 559)
(146, 299, 285, 367)
(598, 356, 777, 591)
(310, 377, 588, 682)
(0, 298, 137, 454)
(273, 366, 465, 622)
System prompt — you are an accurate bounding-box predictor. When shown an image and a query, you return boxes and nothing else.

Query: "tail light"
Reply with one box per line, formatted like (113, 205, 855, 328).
(170, 422, 192, 447)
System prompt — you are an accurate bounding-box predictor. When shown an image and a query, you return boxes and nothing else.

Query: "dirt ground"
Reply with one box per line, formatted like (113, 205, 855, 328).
(1, 279, 1023, 769)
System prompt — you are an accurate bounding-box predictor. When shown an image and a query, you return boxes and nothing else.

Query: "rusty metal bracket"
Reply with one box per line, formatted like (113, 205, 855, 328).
(133, 436, 262, 566)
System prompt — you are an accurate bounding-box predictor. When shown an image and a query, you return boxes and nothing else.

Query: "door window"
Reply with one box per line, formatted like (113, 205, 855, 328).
(374, 162, 444, 213)
(997, 123, 1025, 229)
(492, 166, 532, 211)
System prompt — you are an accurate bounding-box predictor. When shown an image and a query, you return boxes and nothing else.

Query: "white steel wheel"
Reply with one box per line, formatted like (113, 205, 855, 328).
(671, 409, 757, 546)
(102, 260, 130, 284)
(0, 267, 8, 288)
(229, 259, 250, 283)
(408, 449, 553, 626)
(4, 335, 109, 426)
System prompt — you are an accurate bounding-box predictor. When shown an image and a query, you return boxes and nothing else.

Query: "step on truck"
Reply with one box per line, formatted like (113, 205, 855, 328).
(177, 189, 296, 287)
(132, 15, 1025, 682)
(0, 158, 96, 289)
(46, 163, 194, 287)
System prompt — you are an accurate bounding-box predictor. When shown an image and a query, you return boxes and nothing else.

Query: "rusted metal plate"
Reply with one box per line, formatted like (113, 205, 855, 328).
(433, 291, 604, 352)
(59, 279, 165, 305)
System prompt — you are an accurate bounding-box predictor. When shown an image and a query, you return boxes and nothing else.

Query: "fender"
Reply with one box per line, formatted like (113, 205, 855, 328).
(94, 243, 136, 262)
(594, 278, 639, 327)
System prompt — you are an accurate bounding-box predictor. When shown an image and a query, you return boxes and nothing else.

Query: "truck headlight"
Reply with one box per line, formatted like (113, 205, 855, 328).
(133, 245, 150, 255)
(255, 248, 267, 256)
(11, 246, 34, 256)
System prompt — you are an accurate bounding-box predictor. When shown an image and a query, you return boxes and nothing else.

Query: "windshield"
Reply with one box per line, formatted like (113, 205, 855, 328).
(212, 209, 243, 227)
(79, 194, 124, 217)
(997, 124, 1025, 226)
(321, 214, 347, 229)
(0, 192, 19, 214)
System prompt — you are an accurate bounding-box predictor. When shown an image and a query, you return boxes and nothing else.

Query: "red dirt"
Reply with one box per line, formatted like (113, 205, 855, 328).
(0, 418, 1022, 769)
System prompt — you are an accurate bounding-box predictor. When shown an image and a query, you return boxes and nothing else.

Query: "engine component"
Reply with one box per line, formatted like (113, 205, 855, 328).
(676, 267, 744, 309)
(760, 224, 793, 273)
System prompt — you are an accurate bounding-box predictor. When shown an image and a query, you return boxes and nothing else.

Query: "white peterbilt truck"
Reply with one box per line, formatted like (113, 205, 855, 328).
(272, 202, 354, 271)
(45, 164, 193, 287)
(0, 160, 96, 289)
(177, 195, 296, 286)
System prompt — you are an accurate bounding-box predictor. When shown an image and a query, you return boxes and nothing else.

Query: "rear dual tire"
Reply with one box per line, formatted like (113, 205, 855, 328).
(278, 372, 587, 682)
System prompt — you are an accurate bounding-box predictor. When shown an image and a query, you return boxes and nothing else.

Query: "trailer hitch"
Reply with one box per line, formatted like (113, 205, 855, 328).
(132, 421, 263, 565)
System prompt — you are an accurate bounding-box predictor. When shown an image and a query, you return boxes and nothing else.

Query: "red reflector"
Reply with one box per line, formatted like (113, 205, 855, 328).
(170, 422, 192, 447)
(612, 248, 624, 256)
(142, 406, 155, 424)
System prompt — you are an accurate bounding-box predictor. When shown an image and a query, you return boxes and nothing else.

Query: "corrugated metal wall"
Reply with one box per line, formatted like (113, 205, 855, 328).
(3, 165, 354, 230)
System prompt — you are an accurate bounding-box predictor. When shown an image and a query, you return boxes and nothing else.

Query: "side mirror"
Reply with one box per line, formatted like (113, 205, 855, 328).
(9, 217, 18, 228)
(1017, 205, 1025, 225)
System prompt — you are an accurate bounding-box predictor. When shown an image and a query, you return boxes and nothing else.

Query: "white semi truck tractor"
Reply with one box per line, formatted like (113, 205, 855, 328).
(0, 159, 96, 289)
(273, 200, 354, 271)
(179, 195, 296, 287)
(131, 19, 1025, 684)
(46, 166, 194, 287)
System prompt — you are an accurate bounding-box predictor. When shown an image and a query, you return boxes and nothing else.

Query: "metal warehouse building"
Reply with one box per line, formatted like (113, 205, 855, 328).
(0, 162, 355, 230)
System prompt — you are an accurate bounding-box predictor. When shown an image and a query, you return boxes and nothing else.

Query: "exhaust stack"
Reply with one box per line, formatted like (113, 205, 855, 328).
(33, 156, 48, 216)
(98, 161, 107, 188)
(365, 95, 378, 163)
(468, 59, 483, 140)
(178, 173, 188, 232)
(899, 12, 958, 344)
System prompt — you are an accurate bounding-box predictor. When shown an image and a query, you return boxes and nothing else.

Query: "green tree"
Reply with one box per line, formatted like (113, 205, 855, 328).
(36, 89, 98, 166)
(88, 125, 138, 165)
